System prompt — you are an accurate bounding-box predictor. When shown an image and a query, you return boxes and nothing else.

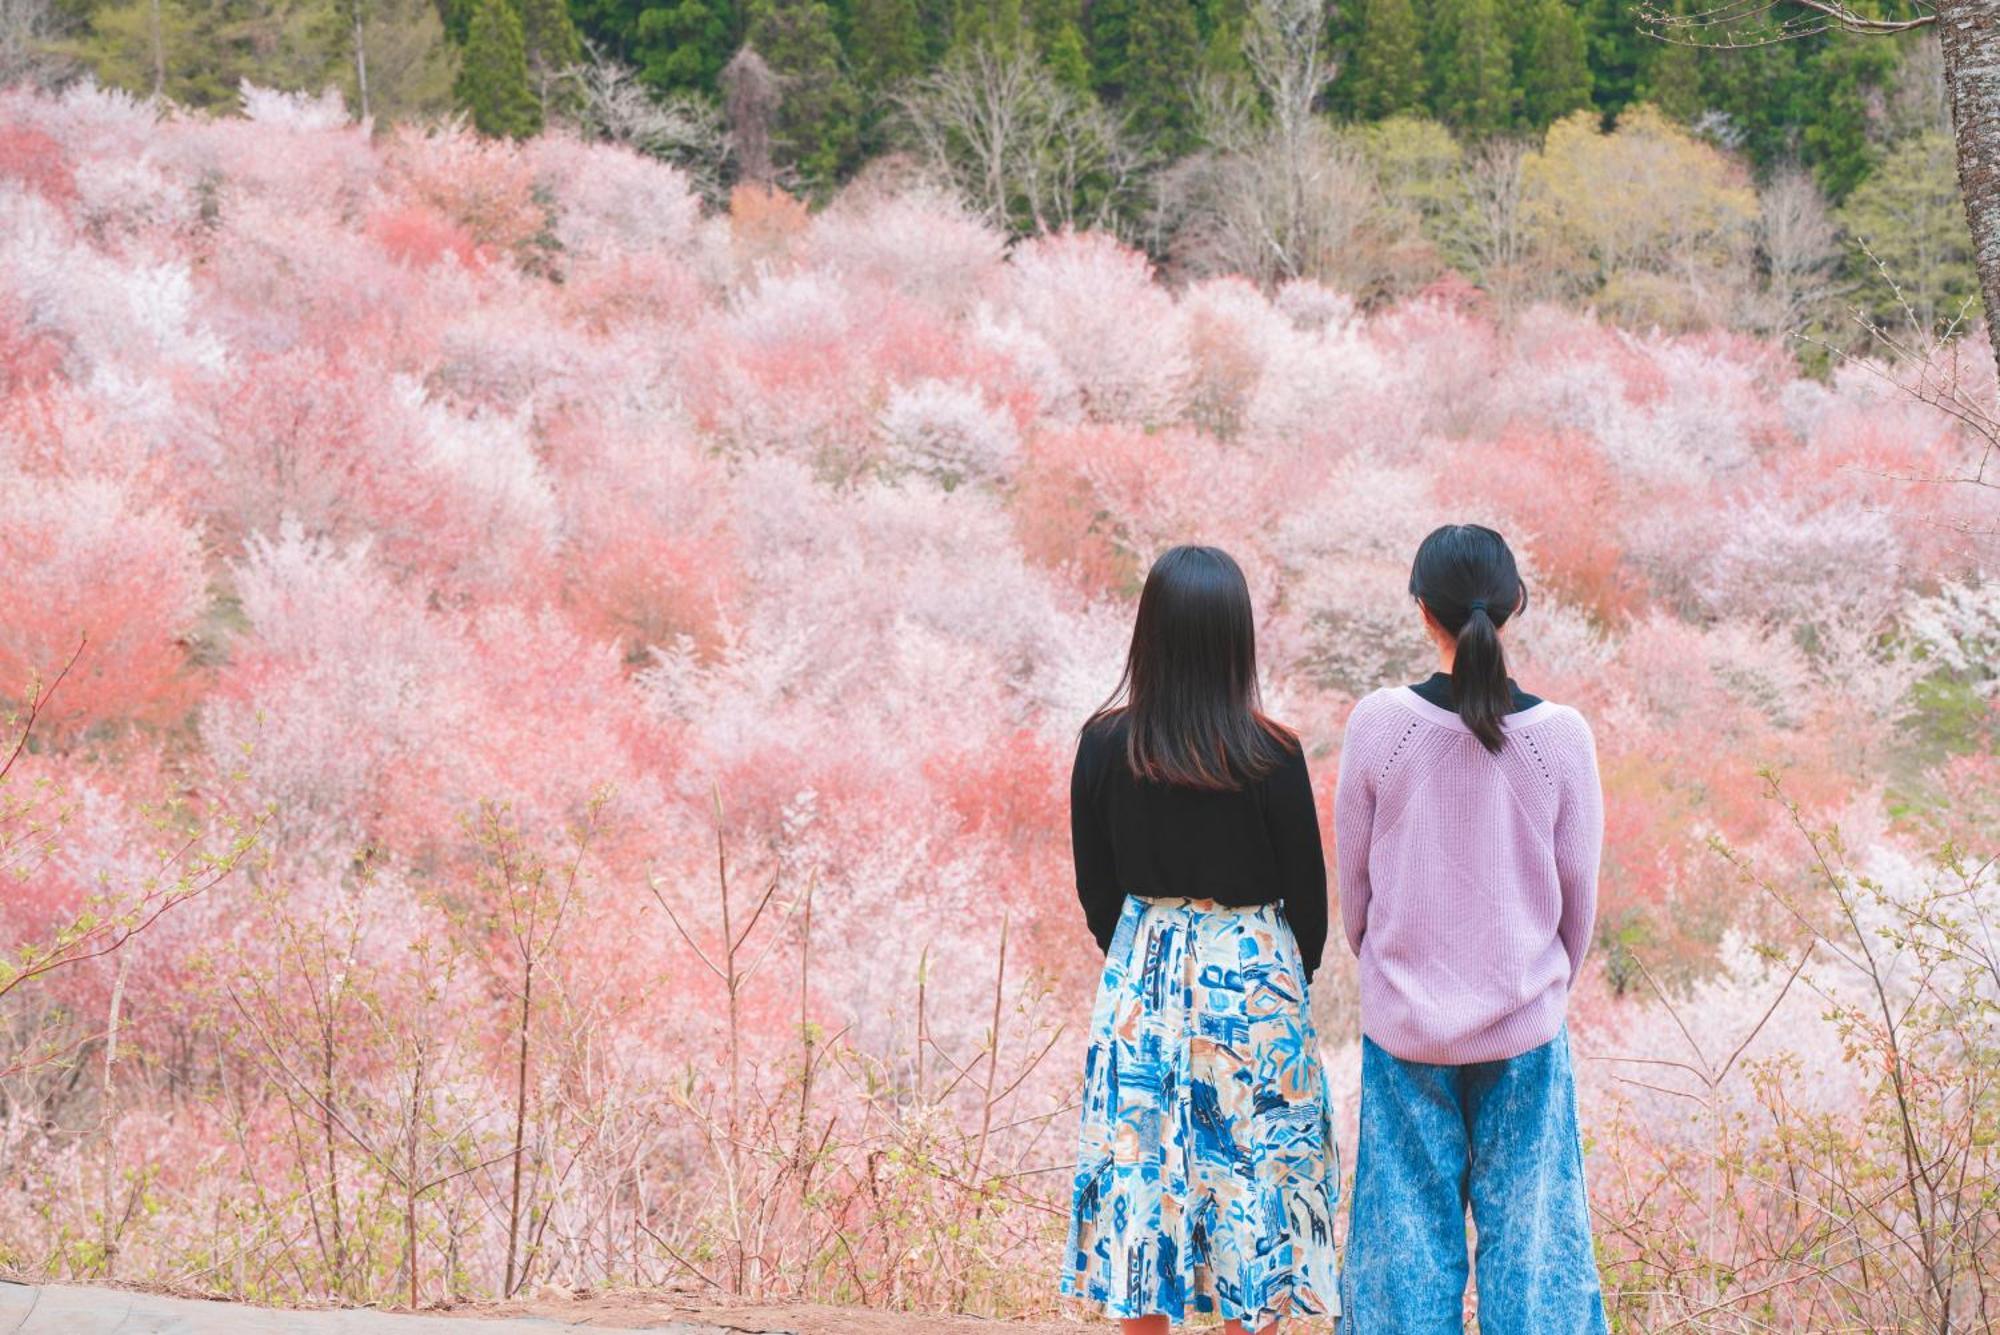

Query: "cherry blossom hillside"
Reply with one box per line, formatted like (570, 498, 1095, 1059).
(1, 83, 1995, 1329)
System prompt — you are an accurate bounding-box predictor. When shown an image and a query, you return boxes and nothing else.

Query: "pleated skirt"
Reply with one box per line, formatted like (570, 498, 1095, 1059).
(1060, 896, 1340, 1327)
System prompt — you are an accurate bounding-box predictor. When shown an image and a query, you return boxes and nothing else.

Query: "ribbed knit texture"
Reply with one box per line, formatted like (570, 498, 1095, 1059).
(1334, 687, 1603, 1065)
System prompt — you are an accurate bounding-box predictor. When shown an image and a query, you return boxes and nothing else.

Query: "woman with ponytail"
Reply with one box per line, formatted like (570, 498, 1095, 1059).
(1333, 524, 1608, 1332)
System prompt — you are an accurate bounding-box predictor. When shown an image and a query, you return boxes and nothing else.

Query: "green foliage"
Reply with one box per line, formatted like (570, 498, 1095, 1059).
(1353, 113, 1468, 277)
(37, 0, 1961, 275)
(1513, 0, 1591, 130)
(1117, 0, 1201, 155)
(746, 0, 861, 194)
(950, 0, 1025, 51)
(1801, 35, 1899, 200)
(1639, 37, 1700, 123)
(1027, 0, 1081, 51)
(561, 0, 733, 95)
(346, 0, 459, 122)
(1837, 130, 1980, 333)
(637, 0, 737, 92)
(1357, 113, 1463, 224)
(1685, 35, 1808, 164)
(1580, 0, 1642, 120)
(63, 0, 344, 107)
(1523, 104, 1760, 324)
(1340, 0, 1424, 120)
(1635, 0, 1702, 122)
(455, 0, 541, 136)
(1042, 14, 1090, 93)
(1085, 0, 1130, 99)
(1597, 906, 1655, 997)
(1424, 0, 1513, 134)
(513, 0, 578, 75)
(1192, 0, 1247, 87)
(1906, 676, 1990, 759)
(849, 0, 925, 91)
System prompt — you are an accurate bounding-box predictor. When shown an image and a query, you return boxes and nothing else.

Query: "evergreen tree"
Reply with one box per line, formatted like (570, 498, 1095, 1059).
(1026, 0, 1091, 88)
(1802, 35, 1898, 199)
(1689, 35, 1805, 165)
(455, 0, 540, 135)
(915, 0, 956, 62)
(1194, 0, 1247, 87)
(1120, 0, 1201, 154)
(563, 0, 736, 95)
(1044, 15, 1092, 92)
(1514, 0, 1591, 130)
(1425, 0, 1513, 134)
(645, 1, 737, 92)
(1340, 0, 1423, 119)
(1087, 0, 1131, 98)
(1580, 0, 1644, 121)
(850, 0, 925, 89)
(1838, 129, 1979, 329)
(952, 0, 1026, 50)
(1637, 11, 1702, 122)
(512, 0, 577, 93)
(746, 0, 861, 193)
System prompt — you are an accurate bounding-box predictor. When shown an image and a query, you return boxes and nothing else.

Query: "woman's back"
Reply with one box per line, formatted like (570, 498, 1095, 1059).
(1060, 545, 1340, 1332)
(1336, 523, 1610, 1334)
(1334, 684, 1602, 1065)
(1070, 711, 1327, 979)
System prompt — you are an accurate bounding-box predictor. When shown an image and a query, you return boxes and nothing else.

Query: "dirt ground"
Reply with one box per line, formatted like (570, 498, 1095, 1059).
(452, 1289, 1088, 1333)
(0, 1281, 1095, 1334)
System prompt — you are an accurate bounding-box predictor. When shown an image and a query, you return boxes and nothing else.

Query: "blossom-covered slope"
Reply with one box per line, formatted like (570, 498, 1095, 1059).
(1, 83, 1994, 1326)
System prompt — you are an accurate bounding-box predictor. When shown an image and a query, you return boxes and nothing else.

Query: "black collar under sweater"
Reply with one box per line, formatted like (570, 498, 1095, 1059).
(1408, 671, 1544, 714)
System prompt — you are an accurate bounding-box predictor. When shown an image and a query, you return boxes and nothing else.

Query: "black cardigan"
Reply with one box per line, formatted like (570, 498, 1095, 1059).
(1068, 714, 1328, 980)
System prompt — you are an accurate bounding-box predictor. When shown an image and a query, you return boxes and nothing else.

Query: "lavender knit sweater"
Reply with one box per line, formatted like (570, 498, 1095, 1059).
(1333, 686, 1604, 1065)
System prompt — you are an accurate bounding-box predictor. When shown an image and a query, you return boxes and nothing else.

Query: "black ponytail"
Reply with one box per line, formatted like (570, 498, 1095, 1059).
(1408, 524, 1526, 755)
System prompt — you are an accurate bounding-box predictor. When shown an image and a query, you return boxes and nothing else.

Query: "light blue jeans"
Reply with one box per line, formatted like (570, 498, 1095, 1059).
(1340, 1028, 1608, 1333)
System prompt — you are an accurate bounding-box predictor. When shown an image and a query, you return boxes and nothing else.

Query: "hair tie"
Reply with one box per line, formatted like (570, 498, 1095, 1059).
(1468, 600, 1488, 615)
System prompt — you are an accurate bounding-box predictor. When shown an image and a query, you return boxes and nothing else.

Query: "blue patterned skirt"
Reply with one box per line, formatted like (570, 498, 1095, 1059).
(1061, 896, 1340, 1326)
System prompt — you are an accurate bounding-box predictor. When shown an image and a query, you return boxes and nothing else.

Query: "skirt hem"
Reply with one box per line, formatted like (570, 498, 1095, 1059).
(1060, 1276, 1342, 1325)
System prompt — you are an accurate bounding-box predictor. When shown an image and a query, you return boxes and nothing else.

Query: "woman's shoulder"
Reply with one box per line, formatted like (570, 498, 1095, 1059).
(1256, 719, 1309, 779)
(1507, 692, 1589, 728)
(1078, 708, 1127, 744)
(1528, 699, 1594, 743)
(1074, 709, 1127, 772)
(1507, 698, 1596, 762)
(1342, 686, 1415, 735)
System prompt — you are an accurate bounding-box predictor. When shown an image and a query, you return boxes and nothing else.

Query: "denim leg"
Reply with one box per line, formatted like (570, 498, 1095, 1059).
(1463, 1028, 1608, 1335)
(1341, 1037, 1472, 1334)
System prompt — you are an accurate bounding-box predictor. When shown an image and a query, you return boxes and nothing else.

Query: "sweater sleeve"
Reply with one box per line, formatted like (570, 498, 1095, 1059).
(1552, 710, 1605, 986)
(1070, 729, 1124, 954)
(1266, 741, 1328, 982)
(1333, 695, 1379, 957)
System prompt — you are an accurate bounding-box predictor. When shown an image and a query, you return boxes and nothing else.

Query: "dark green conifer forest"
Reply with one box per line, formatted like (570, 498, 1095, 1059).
(41, 0, 1923, 203)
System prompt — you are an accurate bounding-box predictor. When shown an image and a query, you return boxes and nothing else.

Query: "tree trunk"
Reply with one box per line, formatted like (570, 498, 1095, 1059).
(1937, 0, 2000, 381)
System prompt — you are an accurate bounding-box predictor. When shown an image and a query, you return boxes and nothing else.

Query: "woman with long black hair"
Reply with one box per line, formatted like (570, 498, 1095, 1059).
(1334, 523, 1607, 1332)
(1060, 545, 1339, 1335)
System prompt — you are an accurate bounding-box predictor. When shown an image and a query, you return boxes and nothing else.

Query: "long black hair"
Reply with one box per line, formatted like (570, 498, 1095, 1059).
(1409, 523, 1527, 755)
(1087, 545, 1295, 790)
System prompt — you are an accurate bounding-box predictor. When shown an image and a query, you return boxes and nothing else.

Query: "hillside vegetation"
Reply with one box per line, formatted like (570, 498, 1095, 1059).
(2, 80, 1997, 1327)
